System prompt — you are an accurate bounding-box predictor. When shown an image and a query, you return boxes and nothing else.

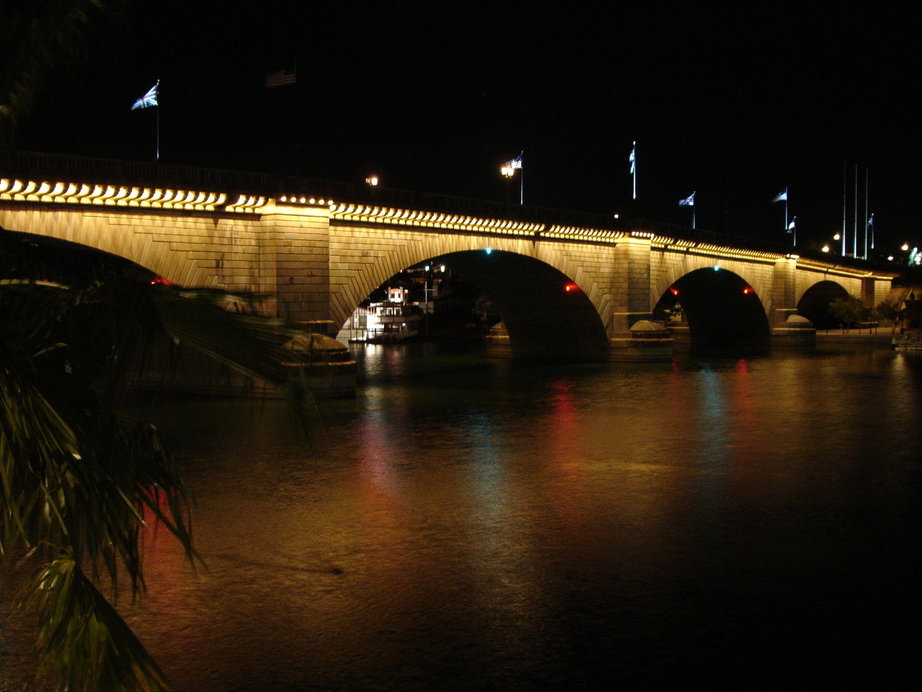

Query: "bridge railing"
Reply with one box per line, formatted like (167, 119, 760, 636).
(0, 150, 899, 273)
(0, 150, 624, 222)
(1, 150, 298, 195)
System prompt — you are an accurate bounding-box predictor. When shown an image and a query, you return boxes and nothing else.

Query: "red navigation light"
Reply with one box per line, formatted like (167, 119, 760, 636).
(669, 287, 680, 296)
(742, 286, 754, 295)
(150, 276, 173, 285)
(564, 282, 580, 293)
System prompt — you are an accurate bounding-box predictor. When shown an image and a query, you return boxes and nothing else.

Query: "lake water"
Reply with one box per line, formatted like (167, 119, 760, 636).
(3, 342, 922, 690)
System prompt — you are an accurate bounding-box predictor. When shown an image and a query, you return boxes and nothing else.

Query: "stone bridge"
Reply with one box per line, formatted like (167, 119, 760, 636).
(1, 153, 901, 359)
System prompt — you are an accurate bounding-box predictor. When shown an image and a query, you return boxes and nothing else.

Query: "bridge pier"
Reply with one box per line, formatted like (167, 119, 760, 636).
(769, 259, 817, 349)
(609, 237, 653, 337)
(770, 309, 817, 349)
(264, 207, 332, 323)
(607, 237, 665, 358)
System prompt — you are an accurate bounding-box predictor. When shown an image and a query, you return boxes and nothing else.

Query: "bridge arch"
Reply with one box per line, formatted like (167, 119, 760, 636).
(427, 249, 610, 360)
(329, 226, 613, 359)
(796, 280, 849, 329)
(651, 252, 777, 322)
(653, 266, 771, 351)
(0, 206, 239, 290)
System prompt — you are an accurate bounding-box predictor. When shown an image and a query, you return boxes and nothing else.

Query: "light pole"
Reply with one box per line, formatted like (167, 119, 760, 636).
(500, 152, 523, 205)
(500, 164, 519, 207)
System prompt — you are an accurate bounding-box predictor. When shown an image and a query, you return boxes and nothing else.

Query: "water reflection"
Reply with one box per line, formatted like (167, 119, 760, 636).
(3, 346, 921, 690)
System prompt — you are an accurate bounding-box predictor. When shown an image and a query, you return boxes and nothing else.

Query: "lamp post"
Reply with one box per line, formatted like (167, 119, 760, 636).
(500, 164, 516, 206)
(500, 152, 523, 205)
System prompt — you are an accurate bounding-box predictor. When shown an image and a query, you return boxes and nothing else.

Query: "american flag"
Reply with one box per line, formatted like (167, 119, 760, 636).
(265, 67, 297, 88)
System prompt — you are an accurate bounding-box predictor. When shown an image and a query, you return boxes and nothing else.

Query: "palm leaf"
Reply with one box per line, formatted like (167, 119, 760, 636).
(150, 286, 293, 388)
(2, 226, 316, 689)
(27, 553, 171, 692)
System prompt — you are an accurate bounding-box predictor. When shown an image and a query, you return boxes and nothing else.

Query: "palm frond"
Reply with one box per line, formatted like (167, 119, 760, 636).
(27, 553, 171, 692)
(2, 225, 317, 689)
(151, 286, 293, 388)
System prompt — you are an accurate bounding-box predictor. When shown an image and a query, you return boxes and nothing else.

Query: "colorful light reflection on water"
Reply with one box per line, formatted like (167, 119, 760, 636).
(3, 345, 921, 690)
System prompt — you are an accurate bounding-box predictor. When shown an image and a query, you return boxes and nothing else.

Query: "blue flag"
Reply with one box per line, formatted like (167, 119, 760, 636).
(772, 189, 787, 203)
(629, 143, 635, 174)
(787, 216, 797, 233)
(504, 152, 523, 170)
(131, 81, 159, 110)
(678, 192, 695, 206)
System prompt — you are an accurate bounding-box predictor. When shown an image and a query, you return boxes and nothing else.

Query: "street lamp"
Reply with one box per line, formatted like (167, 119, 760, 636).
(365, 175, 379, 187)
(500, 152, 523, 205)
(822, 232, 841, 255)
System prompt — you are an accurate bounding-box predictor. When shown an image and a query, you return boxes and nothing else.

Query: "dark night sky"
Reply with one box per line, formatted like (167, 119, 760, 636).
(15, 2, 922, 252)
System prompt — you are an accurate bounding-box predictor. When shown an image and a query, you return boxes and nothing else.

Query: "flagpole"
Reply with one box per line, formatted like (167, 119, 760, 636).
(853, 164, 858, 258)
(520, 151, 524, 205)
(631, 141, 636, 200)
(863, 167, 868, 259)
(153, 78, 160, 161)
(841, 162, 847, 255)
(679, 192, 694, 228)
(784, 191, 788, 233)
(500, 151, 523, 205)
(131, 79, 160, 161)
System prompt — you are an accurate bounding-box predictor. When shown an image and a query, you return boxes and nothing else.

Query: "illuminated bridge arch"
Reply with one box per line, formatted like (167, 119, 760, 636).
(796, 280, 850, 329)
(327, 224, 612, 360)
(654, 266, 771, 351)
(0, 206, 215, 287)
(651, 250, 779, 323)
(793, 263, 887, 330)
